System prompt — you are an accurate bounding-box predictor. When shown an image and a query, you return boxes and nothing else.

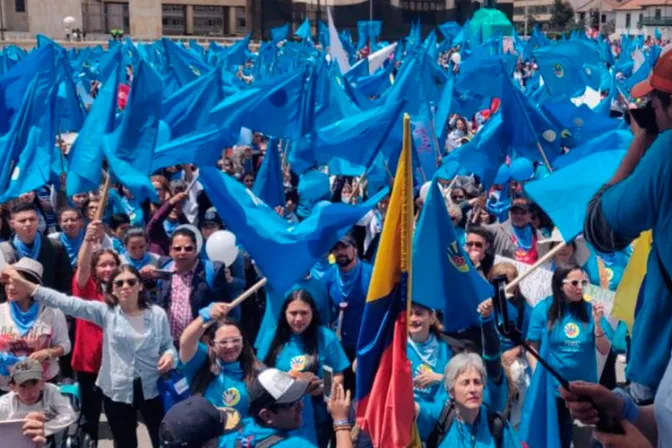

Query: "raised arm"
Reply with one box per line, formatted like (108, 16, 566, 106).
(179, 303, 232, 364)
(33, 287, 107, 328)
(75, 221, 104, 290)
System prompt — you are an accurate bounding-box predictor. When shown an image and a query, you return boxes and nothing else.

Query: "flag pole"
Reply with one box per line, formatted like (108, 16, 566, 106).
(94, 172, 112, 222)
(505, 241, 567, 292)
(201, 277, 268, 329)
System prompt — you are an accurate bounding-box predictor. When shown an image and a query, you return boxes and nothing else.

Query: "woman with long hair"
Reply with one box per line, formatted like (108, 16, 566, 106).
(71, 219, 121, 444)
(179, 302, 260, 415)
(2, 264, 176, 448)
(525, 263, 610, 448)
(256, 290, 350, 446)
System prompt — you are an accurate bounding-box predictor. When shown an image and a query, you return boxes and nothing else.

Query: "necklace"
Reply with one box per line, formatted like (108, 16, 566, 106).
(455, 412, 478, 448)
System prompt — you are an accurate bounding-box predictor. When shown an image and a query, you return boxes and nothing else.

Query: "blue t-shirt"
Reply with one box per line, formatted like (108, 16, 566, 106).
(584, 246, 631, 291)
(418, 404, 520, 448)
(256, 326, 350, 445)
(498, 299, 533, 352)
(600, 129, 672, 388)
(407, 335, 452, 439)
(527, 297, 598, 389)
(324, 260, 374, 350)
(222, 417, 316, 447)
(179, 343, 249, 415)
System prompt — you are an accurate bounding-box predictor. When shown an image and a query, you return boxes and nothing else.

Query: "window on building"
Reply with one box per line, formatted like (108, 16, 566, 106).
(655, 8, 661, 19)
(15, 0, 25, 13)
(235, 7, 246, 32)
(639, 13, 643, 27)
(601, 14, 606, 23)
(625, 12, 631, 28)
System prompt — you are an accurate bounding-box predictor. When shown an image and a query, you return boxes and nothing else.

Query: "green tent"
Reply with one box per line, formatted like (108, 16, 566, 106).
(470, 8, 514, 40)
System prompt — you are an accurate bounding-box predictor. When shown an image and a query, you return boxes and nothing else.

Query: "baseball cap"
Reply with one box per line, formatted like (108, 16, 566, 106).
(631, 48, 672, 98)
(331, 234, 356, 251)
(200, 207, 223, 228)
(510, 198, 531, 212)
(13, 258, 44, 285)
(248, 368, 309, 411)
(11, 359, 43, 385)
(159, 396, 241, 448)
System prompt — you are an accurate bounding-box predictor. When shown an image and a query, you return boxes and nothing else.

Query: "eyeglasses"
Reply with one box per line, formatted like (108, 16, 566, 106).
(563, 279, 588, 288)
(113, 278, 138, 288)
(451, 195, 466, 201)
(465, 241, 484, 249)
(213, 337, 243, 347)
(172, 245, 195, 253)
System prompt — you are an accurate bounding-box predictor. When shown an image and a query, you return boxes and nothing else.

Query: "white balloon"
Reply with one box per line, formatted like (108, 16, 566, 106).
(205, 230, 239, 267)
(419, 181, 432, 202)
(175, 224, 203, 254)
(63, 16, 75, 24)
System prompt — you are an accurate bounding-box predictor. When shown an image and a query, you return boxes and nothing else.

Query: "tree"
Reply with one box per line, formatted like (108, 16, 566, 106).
(550, 0, 575, 32)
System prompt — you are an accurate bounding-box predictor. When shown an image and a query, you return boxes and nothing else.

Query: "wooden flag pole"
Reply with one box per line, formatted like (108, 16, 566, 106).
(94, 173, 112, 222)
(201, 277, 268, 329)
(505, 241, 567, 292)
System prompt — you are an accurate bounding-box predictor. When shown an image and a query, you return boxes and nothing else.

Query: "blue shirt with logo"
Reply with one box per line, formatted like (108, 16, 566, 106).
(256, 326, 350, 445)
(527, 297, 598, 390)
(179, 342, 250, 416)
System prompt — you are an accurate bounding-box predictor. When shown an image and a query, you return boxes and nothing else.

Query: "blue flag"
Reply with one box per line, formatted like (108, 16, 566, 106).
(0, 72, 55, 202)
(533, 40, 601, 97)
(271, 23, 289, 43)
(199, 166, 388, 293)
(357, 21, 382, 50)
(541, 97, 620, 148)
(518, 332, 561, 448)
(151, 126, 233, 172)
(295, 19, 312, 42)
(55, 52, 85, 133)
(161, 67, 225, 138)
(412, 180, 493, 331)
(66, 55, 121, 197)
(103, 61, 163, 202)
(454, 113, 508, 188)
(161, 38, 211, 87)
(252, 138, 285, 209)
(525, 148, 626, 241)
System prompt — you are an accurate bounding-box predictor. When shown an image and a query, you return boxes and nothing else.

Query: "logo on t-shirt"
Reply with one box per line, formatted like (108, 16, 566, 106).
(564, 322, 580, 339)
(223, 387, 241, 407)
(413, 364, 434, 392)
(290, 355, 307, 372)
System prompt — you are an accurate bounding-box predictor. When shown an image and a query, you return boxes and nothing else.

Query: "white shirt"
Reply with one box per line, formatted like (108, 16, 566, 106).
(0, 383, 76, 436)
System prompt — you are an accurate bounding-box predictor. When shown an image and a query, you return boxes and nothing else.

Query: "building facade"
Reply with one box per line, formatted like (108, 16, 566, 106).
(613, 0, 672, 39)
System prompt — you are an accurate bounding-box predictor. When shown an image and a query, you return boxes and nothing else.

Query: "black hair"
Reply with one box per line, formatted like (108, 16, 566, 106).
(653, 89, 672, 109)
(57, 206, 83, 221)
(264, 290, 321, 371)
(10, 202, 38, 216)
(548, 263, 589, 330)
(285, 190, 299, 204)
(123, 227, 147, 246)
(110, 213, 131, 231)
(104, 265, 151, 309)
(170, 227, 197, 246)
(189, 317, 259, 395)
(465, 226, 494, 277)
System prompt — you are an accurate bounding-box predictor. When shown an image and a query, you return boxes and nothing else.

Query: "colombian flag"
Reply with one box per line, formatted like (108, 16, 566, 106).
(355, 114, 417, 447)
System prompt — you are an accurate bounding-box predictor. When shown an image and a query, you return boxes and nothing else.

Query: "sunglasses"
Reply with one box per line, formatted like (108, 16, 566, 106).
(172, 245, 195, 253)
(451, 195, 466, 201)
(563, 279, 588, 288)
(465, 241, 484, 249)
(213, 337, 243, 347)
(113, 278, 138, 288)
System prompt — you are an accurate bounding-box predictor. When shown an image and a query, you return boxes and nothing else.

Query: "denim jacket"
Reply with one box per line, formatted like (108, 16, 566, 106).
(34, 287, 177, 405)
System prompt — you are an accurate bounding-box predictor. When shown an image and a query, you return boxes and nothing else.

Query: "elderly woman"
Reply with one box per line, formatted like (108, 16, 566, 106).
(421, 353, 520, 447)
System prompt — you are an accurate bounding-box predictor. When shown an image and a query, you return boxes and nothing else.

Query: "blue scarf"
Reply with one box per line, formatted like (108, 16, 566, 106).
(335, 260, 363, 301)
(127, 253, 152, 271)
(216, 360, 244, 380)
(59, 230, 84, 267)
(163, 219, 178, 238)
(511, 224, 533, 250)
(9, 301, 40, 337)
(408, 334, 440, 368)
(112, 237, 125, 255)
(13, 233, 42, 260)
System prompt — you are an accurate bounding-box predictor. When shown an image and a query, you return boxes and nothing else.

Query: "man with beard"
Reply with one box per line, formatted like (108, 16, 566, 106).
(324, 234, 373, 392)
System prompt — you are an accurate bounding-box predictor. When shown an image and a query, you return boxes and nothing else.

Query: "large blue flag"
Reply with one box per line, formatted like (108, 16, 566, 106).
(162, 38, 211, 87)
(525, 148, 626, 241)
(0, 43, 56, 134)
(412, 180, 492, 331)
(295, 19, 312, 42)
(518, 332, 561, 448)
(161, 67, 226, 138)
(271, 23, 289, 43)
(0, 73, 55, 202)
(103, 61, 163, 203)
(150, 126, 232, 172)
(198, 166, 389, 294)
(252, 138, 285, 209)
(533, 40, 601, 97)
(357, 20, 382, 49)
(55, 52, 85, 133)
(66, 54, 121, 197)
(455, 113, 508, 188)
(541, 97, 620, 148)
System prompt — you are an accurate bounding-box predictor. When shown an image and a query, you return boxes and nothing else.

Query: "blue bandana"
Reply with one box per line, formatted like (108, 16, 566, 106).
(335, 260, 363, 300)
(9, 301, 40, 337)
(59, 230, 84, 267)
(13, 233, 42, 260)
(127, 253, 151, 271)
(163, 220, 178, 238)
(408, 334, 440, 368)
(511, 224, 533, 250)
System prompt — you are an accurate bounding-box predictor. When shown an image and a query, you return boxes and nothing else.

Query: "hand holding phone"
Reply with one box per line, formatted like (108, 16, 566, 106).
(323, 366, 334, 401)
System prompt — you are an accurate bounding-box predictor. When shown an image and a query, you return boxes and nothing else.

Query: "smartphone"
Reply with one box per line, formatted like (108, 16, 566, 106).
(323, 365, 333, 400)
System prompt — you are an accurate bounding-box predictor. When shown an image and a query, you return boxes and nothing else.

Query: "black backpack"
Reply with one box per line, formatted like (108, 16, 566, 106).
(234, 434, 286, 448)
(426, 402, 505, 448)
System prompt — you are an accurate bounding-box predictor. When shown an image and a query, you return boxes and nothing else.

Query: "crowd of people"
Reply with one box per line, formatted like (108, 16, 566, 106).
(1, 19, 672, 448)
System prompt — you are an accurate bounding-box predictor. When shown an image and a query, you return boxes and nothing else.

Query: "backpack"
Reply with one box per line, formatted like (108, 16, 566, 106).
(426, 401, 505, 448)
(234, 434, 286, 448)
